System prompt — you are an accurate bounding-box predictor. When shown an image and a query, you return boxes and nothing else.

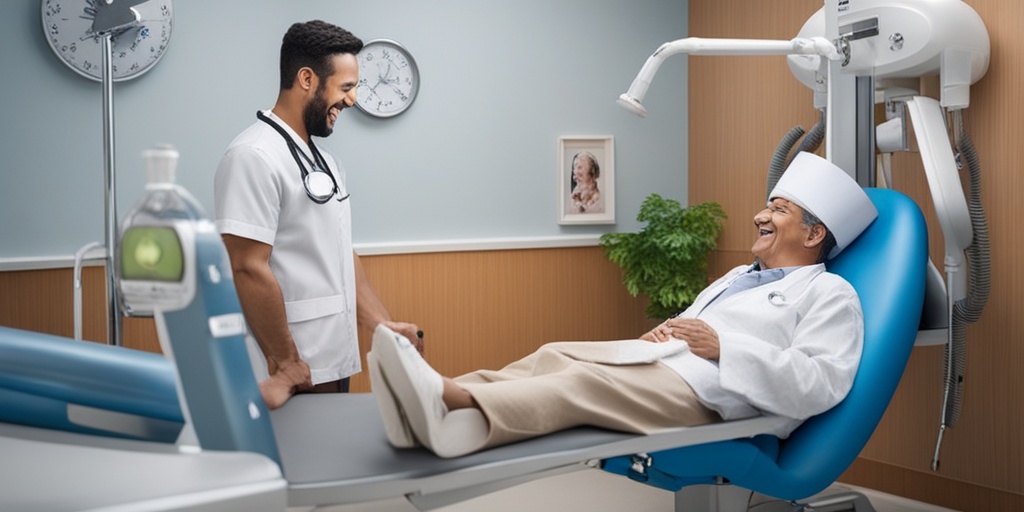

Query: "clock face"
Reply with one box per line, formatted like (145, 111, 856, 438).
(41, 0, 174, 82)
(356, 39, 420, 118)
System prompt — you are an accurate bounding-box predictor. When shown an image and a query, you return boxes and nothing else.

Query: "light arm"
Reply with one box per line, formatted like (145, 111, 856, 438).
(618, 37, 841, 118)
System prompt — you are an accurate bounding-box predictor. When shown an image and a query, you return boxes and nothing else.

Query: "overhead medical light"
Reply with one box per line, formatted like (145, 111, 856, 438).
(787, 0, 989, 110)
(617, 37, 841, 118)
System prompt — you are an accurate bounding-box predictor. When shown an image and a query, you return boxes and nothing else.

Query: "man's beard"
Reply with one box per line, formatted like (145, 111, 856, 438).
(303, 89, 334, 138)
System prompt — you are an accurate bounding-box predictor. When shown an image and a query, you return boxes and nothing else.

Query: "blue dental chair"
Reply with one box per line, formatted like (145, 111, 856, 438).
(602, 187, 929, 509)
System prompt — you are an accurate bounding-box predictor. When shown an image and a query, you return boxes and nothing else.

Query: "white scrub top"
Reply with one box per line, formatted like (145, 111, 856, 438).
(214, 110, 360, 384)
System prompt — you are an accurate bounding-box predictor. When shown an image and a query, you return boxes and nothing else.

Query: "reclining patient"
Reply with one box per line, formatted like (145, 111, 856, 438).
(369, 152, 878, 458)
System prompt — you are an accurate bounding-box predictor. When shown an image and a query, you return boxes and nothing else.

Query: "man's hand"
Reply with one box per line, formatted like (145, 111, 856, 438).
(667, 318, 721, 360)
(641, 318, 721, 361)
(383, 321, 424, 354)
(259, 358, 313, 410)
(640, 321, 673, 343)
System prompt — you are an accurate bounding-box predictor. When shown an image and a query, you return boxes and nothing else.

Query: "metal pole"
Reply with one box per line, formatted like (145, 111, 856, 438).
(101, 33, 123, 346)
(856, 75, 877, 187)
(824, 0, 859, 176)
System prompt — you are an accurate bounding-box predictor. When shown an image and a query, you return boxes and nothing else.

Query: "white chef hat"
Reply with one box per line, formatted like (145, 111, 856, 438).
(768, 152, 877, 259)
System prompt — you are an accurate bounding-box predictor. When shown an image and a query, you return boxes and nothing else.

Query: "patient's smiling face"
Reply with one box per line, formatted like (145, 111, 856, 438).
(751, 198, 817, 269)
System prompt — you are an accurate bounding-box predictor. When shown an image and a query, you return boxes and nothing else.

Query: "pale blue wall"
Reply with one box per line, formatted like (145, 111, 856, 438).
(0, 0, 688, 259)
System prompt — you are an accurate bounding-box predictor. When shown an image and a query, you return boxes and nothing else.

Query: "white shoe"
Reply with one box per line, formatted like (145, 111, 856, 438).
(371, 325, 489, 458)
(367, 351, 417, 448)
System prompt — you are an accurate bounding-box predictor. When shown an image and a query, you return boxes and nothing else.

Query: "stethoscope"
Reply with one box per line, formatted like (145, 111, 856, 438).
(694, 281, 789, 317)
(256, 111, 350, 204)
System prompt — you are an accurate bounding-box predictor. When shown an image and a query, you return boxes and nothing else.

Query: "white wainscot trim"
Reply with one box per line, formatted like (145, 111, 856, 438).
(0, 235, 604, 271)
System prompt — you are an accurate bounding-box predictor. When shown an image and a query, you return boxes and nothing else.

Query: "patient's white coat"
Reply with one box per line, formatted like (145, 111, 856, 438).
(533, 263, 861, 438)
(661, 263, 863, 437)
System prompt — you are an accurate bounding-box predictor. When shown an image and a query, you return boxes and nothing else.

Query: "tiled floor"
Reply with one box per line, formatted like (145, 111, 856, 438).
(307, 468, 957, 511)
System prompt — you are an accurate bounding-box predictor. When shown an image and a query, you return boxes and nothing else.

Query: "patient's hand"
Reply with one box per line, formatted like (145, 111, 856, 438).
(259, 359, 313, 409)
(666, 318, 720, 361)
(640, 322, 673, 343)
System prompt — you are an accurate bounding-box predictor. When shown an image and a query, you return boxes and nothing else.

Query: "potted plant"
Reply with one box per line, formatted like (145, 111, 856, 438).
(600, 194, 727, 320)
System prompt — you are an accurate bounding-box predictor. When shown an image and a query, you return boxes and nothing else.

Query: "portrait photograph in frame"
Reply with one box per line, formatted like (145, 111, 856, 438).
(557, 136, 615, 224)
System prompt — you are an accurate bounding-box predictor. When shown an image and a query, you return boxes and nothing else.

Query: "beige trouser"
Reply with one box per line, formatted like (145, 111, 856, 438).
(454, 343, 722, 449)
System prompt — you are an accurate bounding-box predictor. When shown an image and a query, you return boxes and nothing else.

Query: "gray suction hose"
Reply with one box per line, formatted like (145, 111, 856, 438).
(795, 109, 827, 157)
(767, 126, 806, 200)
(766, 110, 826, 200)
(946, 109, 991, 425)
(951, 110, 991, 327)
(932, 109, 990, 470)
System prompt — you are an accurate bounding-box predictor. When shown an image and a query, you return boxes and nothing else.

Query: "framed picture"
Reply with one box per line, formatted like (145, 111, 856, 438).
(557, 136, 615, 224)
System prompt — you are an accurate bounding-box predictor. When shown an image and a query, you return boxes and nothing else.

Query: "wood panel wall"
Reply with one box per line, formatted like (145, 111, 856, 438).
(0, 246, 652, 394)
(690, 1, 1023, 509)
(0, 266, 160, 352)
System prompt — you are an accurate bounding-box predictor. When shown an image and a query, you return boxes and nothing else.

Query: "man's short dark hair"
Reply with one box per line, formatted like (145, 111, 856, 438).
(280, 20, 363, 90)
(802, 209, 838, 264)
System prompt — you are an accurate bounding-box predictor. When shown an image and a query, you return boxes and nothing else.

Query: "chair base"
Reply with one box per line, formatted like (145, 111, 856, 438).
(675, 484, 878, 512)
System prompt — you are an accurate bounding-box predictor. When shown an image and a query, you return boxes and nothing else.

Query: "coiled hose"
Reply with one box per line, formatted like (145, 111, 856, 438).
(796, 109, 827, 157)
(766, 110, 826, 199)
(932, 108, 991, 470)
(766, 126, 805, 199)
(946, 110, 991, 424)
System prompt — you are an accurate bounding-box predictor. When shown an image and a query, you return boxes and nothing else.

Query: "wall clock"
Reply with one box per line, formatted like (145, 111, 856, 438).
(41, 0, 174, 82)
(356, 39, 420, 118)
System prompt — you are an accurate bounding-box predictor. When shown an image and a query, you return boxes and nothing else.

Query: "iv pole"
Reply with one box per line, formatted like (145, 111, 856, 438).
(100, 33, 122, 346)
(92, 0, 148, 346)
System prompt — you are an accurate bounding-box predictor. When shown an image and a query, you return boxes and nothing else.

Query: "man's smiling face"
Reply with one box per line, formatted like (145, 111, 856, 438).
(751, 198, 817, 269)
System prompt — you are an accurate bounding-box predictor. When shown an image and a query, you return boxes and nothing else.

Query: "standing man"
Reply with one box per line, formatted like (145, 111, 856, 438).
(215, 20, 421, 409)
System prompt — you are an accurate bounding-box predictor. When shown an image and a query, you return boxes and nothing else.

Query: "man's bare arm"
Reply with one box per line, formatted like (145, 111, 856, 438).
(222, 234, 311, 408)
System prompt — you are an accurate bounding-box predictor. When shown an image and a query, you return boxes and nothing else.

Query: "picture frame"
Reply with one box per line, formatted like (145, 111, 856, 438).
(557, 136, 615, 224)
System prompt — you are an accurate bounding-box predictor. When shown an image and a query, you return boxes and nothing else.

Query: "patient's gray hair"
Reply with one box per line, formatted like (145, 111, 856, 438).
(802, 209, 838, 264)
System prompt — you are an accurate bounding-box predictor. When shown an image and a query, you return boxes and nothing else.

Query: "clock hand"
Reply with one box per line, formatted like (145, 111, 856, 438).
(363, 64, 387, 92)
(378, 61, 400, 84)
(386, 82, 408, 101)
(365, 80, 384, 100)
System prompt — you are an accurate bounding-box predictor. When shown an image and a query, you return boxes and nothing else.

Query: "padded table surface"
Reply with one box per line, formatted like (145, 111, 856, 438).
(271, 393, 787, 508)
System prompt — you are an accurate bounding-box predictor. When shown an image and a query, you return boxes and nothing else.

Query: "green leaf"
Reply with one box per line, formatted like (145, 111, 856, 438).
(600, 194, 727, 320)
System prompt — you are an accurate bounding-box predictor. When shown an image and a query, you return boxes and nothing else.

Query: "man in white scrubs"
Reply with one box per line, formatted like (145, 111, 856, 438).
(369, 152, 878, 458)
(215, 20, 420, 409)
